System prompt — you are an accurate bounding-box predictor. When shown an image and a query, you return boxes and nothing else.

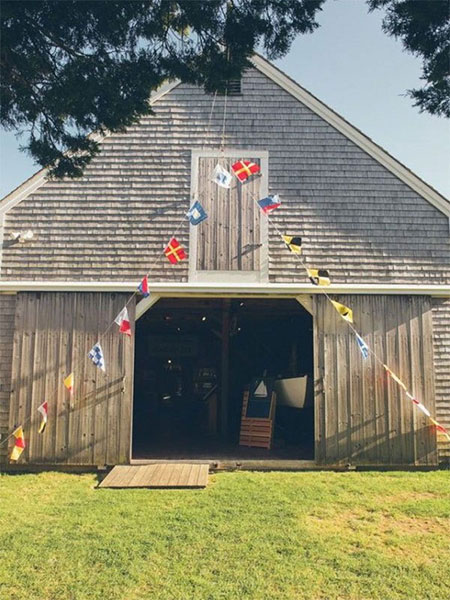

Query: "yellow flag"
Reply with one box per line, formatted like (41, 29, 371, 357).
(383, 365, 407, 391)
(307, 268, 330, 286)
(330, 300, 353, 323)
(282, 235, 302, 254)
(64, 372, 74, 394)
(10, 426, 25, 461)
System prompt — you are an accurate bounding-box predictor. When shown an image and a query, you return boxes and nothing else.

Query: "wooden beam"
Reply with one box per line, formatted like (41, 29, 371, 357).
(135, 294, 161, 320)
(220, 299, 231, 437)
(296, 294, 314, 315)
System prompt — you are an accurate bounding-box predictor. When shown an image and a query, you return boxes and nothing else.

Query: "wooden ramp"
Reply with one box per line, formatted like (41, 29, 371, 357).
(98, 463, 209, 489)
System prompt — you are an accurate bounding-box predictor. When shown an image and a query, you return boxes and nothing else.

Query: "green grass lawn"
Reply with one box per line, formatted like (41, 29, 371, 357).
(0, 471, 449, 600)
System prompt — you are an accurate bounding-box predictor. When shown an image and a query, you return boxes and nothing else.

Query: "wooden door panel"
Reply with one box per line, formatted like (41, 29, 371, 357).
(314, 295, 437, 465)
(9, 292, 134, 465)
(196, 157, 261, 271)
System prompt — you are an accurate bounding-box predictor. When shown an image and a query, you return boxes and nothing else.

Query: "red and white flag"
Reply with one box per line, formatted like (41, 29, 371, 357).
(37, 401, 48, 433)
(115, 307, 132, 336)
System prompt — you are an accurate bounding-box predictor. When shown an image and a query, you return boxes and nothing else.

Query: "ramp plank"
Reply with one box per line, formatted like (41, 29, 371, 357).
(99, 463, 209, 489)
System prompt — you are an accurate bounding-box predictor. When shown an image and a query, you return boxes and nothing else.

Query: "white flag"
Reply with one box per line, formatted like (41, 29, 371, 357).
(211, 164, 232, 189)
(88, 342, 106, 372)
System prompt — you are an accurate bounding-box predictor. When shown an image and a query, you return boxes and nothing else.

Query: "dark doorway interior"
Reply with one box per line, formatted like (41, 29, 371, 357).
(132, 298, 314, 460)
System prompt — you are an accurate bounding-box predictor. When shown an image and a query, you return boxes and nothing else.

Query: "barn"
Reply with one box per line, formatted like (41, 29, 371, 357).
(1, 55, 449, 470)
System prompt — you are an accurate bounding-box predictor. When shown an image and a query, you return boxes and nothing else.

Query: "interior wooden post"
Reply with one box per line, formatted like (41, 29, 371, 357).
(220, 299, 231, 437)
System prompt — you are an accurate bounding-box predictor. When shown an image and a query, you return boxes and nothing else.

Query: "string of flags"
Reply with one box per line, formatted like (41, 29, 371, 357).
(6, 155, 449, 460)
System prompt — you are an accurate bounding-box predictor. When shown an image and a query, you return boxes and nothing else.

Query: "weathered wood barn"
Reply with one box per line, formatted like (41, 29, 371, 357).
(1, 55, 449, 469)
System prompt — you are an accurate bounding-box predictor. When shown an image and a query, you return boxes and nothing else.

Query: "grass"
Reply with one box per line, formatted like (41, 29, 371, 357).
(0, 471, 449, 600)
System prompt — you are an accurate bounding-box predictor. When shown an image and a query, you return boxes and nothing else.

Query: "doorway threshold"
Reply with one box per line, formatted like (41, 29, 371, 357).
(130, 458, 330, 471)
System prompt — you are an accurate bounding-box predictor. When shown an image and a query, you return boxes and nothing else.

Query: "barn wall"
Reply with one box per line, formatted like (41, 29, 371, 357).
(0, 294, 16, 464)
(2, 68, 449, 285)
(8, 292, 134, 466)
(432, 297, 450, 461)
(314, 295, 437, 466)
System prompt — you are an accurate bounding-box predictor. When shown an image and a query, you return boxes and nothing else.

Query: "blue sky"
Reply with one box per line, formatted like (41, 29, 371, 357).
(1, 0, 449, 199)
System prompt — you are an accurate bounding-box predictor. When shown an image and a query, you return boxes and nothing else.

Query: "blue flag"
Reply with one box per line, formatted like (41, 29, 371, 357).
(257, 195, 281, 214)
(88, 342, 106, 372)
(356, 334, 369, 359)
(187, 201, 207, 225)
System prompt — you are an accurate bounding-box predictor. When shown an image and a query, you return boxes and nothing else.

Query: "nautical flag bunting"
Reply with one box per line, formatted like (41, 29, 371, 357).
(383, 365, 407, 391)
(10, 426, 25, 461)
(232, 160, 260, 182)
(429, 418, 450, 439)
(211, 164, 233, 188)
(88, 342, 106, 372)
(64, 372, 74, 394)
(307, 268, 330, 286)
(187, 201, 207, 226)
(257, 195, 281, 214)
(282, 235, 302, 254)
(37, 401, 48, 433)
(330, 300, 353, 323)
(164, 237, 187, 264)
(115, 307, 132, 336)
(355, 334, 369, 359)
(138, 275, 150, 297)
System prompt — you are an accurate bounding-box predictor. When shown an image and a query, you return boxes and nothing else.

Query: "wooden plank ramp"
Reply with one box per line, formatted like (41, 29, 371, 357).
(98, 463, 209, 489)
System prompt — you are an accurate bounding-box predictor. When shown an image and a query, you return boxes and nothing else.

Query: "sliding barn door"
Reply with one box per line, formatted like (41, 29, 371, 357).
(193, 156, 264, 276)
(314, 295, 437, 466)
(9, 292, 135, 465)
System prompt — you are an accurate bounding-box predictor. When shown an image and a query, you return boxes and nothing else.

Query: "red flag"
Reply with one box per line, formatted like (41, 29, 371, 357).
(164, 237, 187, 264)
(231, 160, 260, 182)
(138, 275, 149, 297)
(115, 307, 132, 336)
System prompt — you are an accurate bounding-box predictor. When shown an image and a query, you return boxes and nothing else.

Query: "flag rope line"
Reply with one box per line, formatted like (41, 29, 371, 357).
(4, 158, 449, 454)
(0, 213, 190, 451)
(246, 188, 449, 441)
(2, 90, 225, 452)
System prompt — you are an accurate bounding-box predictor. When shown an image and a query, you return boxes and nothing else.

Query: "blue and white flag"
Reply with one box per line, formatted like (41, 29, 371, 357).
(88, 342, 106, 372)
(356, 334, 369, 359)
(211, 163, 232, 189)
(187, 201, 207, 226)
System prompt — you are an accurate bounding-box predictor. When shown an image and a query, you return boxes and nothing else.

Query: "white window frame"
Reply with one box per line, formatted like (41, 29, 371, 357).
(189, 149, 269, 283)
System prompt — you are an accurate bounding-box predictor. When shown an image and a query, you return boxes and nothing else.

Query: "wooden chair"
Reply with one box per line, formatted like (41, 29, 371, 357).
(239, 389, 276, 450)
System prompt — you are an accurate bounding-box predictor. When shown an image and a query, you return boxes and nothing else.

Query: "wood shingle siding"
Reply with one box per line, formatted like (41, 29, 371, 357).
(0, 294, 16, 463)
(7, 292, 134, 465)
(1, 69, 449, 284)
(432, 298, 450, 459)
(314, 295, 437, 465)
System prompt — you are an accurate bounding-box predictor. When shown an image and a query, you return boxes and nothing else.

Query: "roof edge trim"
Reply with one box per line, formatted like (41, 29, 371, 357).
(251, 55, 450, 218)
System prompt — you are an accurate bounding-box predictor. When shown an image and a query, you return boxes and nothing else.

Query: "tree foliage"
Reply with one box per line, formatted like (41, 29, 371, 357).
(0, 0, 324, 177)
(368, 0, 450, 118)
(1, 1, 448, 179)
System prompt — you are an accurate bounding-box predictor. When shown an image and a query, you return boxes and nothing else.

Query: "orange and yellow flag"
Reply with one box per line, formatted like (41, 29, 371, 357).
(64, 372, 74, 394)
(10, 426, 25, 461)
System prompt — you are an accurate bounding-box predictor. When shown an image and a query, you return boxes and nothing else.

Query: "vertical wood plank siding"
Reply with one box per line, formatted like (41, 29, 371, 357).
(0, 294, 16, 463)
(7, 292, 134, 465)
(314, 295, 438, 465)
(2, 69, 449, 285)
(197, 157, 261, 271)
(432, 298, 450, 460)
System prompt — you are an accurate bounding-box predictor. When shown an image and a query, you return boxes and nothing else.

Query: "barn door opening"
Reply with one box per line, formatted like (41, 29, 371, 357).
(132, 298, 314, 461)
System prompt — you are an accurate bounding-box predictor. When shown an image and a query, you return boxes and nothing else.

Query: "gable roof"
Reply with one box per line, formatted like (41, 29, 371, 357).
(1, 56, 449, 218)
